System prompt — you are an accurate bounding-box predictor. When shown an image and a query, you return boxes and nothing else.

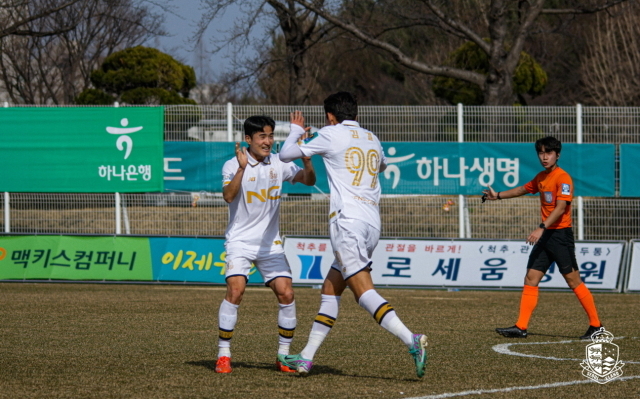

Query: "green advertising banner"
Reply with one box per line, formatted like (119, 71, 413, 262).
(0, 107, 163, 192)
(0, 236, 152, 281)
(163, 142, 614, 196)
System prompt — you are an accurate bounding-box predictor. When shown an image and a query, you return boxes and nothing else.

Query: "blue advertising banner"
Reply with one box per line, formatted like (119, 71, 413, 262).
(148, 237, 264, 284)
(164, 142, 615, 196)
(163, 142, 328, 194)
(620, 144, 640, 197)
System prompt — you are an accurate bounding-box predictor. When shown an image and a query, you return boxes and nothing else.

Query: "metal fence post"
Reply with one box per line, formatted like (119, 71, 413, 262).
(577, 104, 584, 240)
(4, 192, 9, 233)
(458, 103, 465, 238)
(115, 192, 121, 235)
(227, 102, 233, 142)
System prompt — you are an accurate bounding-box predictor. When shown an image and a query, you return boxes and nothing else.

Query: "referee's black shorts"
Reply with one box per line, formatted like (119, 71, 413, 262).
(527, 227, 579, 275)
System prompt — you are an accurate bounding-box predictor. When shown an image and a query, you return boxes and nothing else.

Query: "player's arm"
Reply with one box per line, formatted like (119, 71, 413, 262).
(526, 200, 568, 245)
(482, 185, 528, 201)
(223, 144, 248, 203)
(541, 200, 567, 228)
(279, 111, 307, 162)
(293, 157, 316, 186)
(379, 148, 388, 173)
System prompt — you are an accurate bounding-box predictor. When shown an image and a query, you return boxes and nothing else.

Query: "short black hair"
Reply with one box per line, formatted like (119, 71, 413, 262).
(324, 92, 358, 122)
(535, 136, 562, 154)
(244, 115, 275, 138)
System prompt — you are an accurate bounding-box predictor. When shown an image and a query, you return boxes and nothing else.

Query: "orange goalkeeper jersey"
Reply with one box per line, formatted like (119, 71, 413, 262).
(523, 166, 573, 229)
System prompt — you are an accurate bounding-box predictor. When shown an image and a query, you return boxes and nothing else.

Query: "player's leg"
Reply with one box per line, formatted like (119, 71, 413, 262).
(216, 275, 246, 373)
(340, 218, 428, 377)
(496, 242, 549, 338)
(553, 228, 603, 339)
(257, 250, 299, 372)
(280, 266, 346, 375)
(268, 276, 297, 372)
(216, 246, 254, 373)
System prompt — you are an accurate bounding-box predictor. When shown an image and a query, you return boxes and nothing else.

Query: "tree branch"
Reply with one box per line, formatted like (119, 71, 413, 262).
(291, 0, 487, 86)
(541, 0, 629, 14)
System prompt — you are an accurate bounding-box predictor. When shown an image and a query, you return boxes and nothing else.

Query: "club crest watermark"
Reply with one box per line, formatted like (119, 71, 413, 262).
(580, 327, 624, 384)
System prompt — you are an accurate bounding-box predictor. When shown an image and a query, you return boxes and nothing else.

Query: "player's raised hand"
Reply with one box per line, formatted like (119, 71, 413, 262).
(481, 186, 499, 202)
(235, 142, 248, 169)
(290, 110, 305, 129)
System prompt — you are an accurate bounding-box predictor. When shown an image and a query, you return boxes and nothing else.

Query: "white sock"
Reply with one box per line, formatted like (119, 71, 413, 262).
(278, 301, 296, 355)
(300, 294, 340, 360)
(358, 289, 413, 347)
(217, 299, 239, 358)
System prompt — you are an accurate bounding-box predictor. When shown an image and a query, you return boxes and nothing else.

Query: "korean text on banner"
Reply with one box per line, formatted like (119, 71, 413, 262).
(284, 237, 624, 290)
(0, 107, 163, 192)
(163, 142, 614, 196)
(149, 237, 264, 284)
(0, 235, 152, 281)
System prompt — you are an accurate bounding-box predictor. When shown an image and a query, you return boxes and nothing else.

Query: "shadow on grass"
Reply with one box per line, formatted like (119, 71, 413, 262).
(187, 360, 417, 381)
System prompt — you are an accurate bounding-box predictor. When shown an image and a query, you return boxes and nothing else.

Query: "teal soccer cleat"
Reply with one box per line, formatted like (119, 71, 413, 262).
(409, 334, 428, 378)
(280, 353, 313, 376)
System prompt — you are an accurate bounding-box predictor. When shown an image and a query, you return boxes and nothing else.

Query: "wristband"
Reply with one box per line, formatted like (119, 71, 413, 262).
(497, 192, 502, 200)
(539, 223, 546, 229)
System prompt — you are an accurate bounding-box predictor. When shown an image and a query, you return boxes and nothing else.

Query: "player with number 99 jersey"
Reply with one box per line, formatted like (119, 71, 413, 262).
(291, 121, 387, 230)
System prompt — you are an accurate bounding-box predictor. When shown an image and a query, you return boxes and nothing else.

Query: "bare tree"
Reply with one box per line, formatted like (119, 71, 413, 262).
(288, 0, 629, 105)
(0, 0, 164, 104)
(581, 2, 640, 106)
(0, 0, 86, 40)
(198, 0, 333, 104)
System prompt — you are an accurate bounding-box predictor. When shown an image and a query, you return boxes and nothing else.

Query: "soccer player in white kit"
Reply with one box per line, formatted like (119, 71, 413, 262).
(215, 115, 316, 374)
(278, 92, 428, 378)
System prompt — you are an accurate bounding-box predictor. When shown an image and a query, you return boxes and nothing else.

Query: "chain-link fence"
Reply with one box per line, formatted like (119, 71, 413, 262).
(4, 104, 640, 240)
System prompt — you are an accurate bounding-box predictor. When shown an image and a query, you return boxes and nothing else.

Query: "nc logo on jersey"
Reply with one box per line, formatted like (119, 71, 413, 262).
(562, 183, 571, 195)
(297, 255, 323, 279)
(269, 168, 277, 180)
(247, 186, 281, 203)
(580, 327, 624, 384)
(544, 191, 553, 203)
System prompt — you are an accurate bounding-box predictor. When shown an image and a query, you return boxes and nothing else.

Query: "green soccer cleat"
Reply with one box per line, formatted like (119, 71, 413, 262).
(409, 334, 428, 378)
(280, 353, 313, 376)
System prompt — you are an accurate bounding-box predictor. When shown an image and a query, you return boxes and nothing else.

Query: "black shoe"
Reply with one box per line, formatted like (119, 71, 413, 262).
(580, 325, 603, 340)
(496, 325, 528, 338)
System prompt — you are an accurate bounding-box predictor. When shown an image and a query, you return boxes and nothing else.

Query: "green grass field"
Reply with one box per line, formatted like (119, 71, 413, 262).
(0, 283, 638, 399)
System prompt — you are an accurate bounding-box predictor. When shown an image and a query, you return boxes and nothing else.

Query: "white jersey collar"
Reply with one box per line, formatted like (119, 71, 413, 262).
(247, 152, 271, 167)
(340, 120, 360, 128)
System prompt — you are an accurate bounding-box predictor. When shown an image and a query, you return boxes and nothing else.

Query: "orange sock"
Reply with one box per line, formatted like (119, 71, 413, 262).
(573, 282, 601, 327)
(515, 285, 539, 330)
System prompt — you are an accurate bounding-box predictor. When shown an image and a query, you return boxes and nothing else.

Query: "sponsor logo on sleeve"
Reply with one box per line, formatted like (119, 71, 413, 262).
(562, 183, 571, 195)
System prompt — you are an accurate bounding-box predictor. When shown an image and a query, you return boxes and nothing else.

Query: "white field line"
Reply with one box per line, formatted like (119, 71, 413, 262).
(402, 375, 640, 399)
(402, 338, 640, 399)
(492, 338, 640, 364)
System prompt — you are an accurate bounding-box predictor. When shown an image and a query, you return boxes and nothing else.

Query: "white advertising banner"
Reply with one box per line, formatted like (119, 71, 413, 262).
(284, 237, 624, 290)
(625, 240, 640, 291)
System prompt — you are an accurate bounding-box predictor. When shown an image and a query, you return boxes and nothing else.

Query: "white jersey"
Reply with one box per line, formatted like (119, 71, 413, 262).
(222, 152, 301, 249)
(296, 120, 387, 230)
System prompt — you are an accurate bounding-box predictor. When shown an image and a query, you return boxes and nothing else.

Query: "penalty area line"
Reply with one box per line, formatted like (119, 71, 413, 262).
(403, 375, 640, 399)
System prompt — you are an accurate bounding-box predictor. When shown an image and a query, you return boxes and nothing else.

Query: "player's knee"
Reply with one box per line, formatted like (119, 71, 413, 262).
(277, 289, 294, 305)
(226, 287, 245, 304)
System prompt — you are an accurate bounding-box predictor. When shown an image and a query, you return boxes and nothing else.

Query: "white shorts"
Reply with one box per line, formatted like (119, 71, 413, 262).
(329, 217, 380, 280)
(224, 243, 292, 286)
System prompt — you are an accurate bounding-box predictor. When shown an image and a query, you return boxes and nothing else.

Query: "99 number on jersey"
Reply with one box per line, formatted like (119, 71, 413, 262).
(345, 147, 380, 188)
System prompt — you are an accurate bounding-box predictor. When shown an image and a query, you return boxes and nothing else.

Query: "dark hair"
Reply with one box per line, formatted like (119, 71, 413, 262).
(324, 91, 358, 122)
(244, 115, 275, 138)
(535, 136, 562, 154)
